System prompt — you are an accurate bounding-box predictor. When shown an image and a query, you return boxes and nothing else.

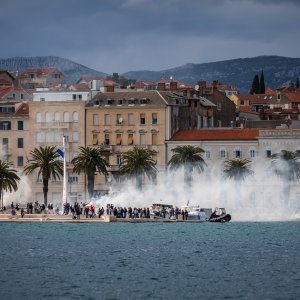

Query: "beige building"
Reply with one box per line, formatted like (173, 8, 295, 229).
(86, 90, 216, 195)
(27, 99, 86, 204)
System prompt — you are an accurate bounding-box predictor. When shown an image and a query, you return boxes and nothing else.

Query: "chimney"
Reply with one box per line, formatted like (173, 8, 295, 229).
(198, 80, 206, 89)
(170, 81, 178, 91)
(212, 80, 219, 89)
(158, 82, 166, 91)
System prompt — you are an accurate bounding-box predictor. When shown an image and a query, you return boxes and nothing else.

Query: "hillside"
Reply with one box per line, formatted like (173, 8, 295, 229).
(0, 56, 108, 83)
(122, 56, 300, 93)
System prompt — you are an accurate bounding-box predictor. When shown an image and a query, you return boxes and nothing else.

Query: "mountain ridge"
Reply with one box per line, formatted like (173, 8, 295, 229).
(122, 55, 300, 92)
(0, 56, 108, 84)
(1, 55, 300, 92)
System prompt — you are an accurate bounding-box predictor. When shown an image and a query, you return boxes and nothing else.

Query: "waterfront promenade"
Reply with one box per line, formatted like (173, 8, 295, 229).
(0, 213, 203, 223)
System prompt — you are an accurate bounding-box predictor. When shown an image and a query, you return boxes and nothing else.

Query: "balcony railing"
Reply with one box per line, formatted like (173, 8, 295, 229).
(38, 122, 69, 129)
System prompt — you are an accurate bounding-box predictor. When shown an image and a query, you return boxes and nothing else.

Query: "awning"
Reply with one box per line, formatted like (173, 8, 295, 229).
(116, 134, 122, 145)
(92, 135, 98, 145)
(128, 134, 133, 145)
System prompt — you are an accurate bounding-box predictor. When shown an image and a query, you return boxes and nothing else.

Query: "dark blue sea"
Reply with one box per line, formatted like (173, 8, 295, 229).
(0, 222, 299, 300)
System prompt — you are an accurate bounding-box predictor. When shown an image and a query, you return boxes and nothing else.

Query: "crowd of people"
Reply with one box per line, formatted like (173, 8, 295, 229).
(5, 202, 193, 221)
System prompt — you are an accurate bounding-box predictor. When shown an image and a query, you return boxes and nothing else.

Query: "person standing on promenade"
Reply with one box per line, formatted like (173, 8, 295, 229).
(184, 209, 189, 221)
(21, 208, 25, 218)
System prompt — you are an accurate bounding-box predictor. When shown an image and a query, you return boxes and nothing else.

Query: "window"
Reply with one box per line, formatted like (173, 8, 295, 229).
(104, 114, 110, 125)
(217, 103, 222, 111)
(36, 132, 43, 143)
(116, 155, 122, 166)
(21, 94, 24, 100)
(117, 114, 123, 125)
(2, 138, 8, 146)
(152, 134, 157, 145)
(128, 113, 134, 125)
(140, 113, 146, 125)
(249, 149, 256, 158)
(92, 134, 98, 145)
(72, 94, 76, 100)
(63, 112, 69, 122)
(220, 149, 226, 159)
(105, 133, 110, 145)
(17, 156, 23, 167)
(116, 134, 122, 145)
(93, 114, 99, 126)
(45, 112, 51, 122)
(266, 150, 272, 158)
(0, 121, 11, 130)
(54, 112, 60, 121)
(218, 120, 222, 127)
(73, 131, 78, 142)
(205, 150, 211, 159)
(73, 112, 78, 122)
(235, 149, 241, 158)
(240, 100, 244, 105)
(128, 134, 133, 145)
(152, 113, 158, 125)
(17, 138, 23, 148)
(17, 121, 24, 130)
(140, 134, 146, 145)
(78, 94, 82, 101)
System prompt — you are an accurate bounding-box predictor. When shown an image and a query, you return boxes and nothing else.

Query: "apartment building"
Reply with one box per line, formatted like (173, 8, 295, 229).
(27, 95, 86, 204)
(85, 90, 216, 194)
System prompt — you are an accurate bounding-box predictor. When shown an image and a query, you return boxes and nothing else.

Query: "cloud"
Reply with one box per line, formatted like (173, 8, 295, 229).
(0, 0, 299, 73)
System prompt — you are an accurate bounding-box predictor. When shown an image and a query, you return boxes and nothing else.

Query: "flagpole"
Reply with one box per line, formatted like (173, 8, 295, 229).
(62, 136, 67, 213)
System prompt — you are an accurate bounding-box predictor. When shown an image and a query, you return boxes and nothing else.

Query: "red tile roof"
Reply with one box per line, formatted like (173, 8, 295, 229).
(16, 102, 29, 115)
(238, 94, 274, 105)
(238, 106, 259, 115)
(20, 67, 60, 78)
(0, 86, 14, 98)
(171, 129, 260, 141)
(283, 93, 300, 103)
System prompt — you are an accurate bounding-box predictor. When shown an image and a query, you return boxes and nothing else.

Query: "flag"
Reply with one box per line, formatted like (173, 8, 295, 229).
(56, 148, 64, 158)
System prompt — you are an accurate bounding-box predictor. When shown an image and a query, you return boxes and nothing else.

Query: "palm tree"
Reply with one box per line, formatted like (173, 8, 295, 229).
(168, 145, 206, 187)
(0, 160, 20, 209)
(223, 159, 254, 181)
(71, 146, 109, 199)
(119, 146, 157, 190)
(270, 150, 300, 204)
(24, 146, 63, 207)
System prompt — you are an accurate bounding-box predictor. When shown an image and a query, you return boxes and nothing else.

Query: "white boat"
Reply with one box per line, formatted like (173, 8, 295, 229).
(180, 205, 212, 221)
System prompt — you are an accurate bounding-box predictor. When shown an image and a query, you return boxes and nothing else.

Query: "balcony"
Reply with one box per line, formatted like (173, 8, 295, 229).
(38, 122, 69, 129)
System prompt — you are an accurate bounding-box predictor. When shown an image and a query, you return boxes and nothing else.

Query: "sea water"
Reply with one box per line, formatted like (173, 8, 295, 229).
(0, 222, 299, 300)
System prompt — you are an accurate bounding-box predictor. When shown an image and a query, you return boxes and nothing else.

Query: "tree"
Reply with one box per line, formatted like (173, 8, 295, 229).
(296, 77, 299, 89)
(250, 74, 260, 94)
(119, 146, 157, 190)
(71, 146, 109, 199)
(259, 70, 265, 94)
(223, 159, 253, 181)
(168, 145, 206, 187)
(0, 160, 20, 209)
(24, 146, 63, 207)
(270, 150, 300, 204)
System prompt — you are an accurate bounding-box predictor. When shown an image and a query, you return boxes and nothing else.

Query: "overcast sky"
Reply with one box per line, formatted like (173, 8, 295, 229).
(0, 0, 299, 74)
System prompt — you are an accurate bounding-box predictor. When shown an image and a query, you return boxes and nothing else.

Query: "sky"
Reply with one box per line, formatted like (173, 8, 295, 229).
(0, 0, 299, 74)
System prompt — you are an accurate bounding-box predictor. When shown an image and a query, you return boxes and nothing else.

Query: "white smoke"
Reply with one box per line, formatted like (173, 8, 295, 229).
(95, 158, 300, 221)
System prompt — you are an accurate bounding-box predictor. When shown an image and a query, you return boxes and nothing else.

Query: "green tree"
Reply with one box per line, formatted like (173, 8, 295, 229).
(24, 146, 63, 207)
(0, 160, 20, 209)
(168, 145, 206, 187)
(119, 146, 157, 190)
(223, 159, 253, 181)
(259, 70, 265, 94)
(71, 146, 109, 199)
(250, 74, 260, 94)
(296, 77, 299, 89)
(270, 150, 300, 204)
